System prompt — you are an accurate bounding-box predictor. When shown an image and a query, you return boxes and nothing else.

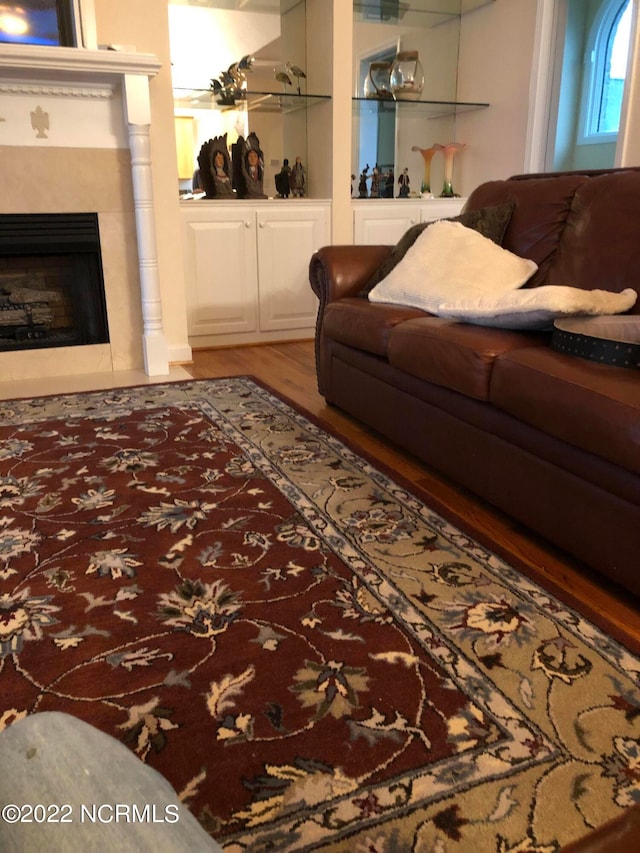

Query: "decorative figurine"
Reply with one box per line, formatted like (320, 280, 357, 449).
(210, 54, 253, 106)
(290, 156, 306, 197)
(370, 164, 381, 198)
(233, 132, 267, 199)
(358, 165, 369, 198)
(275, 159, 292, 198)
(197, 135, 233, 199)
(382, 168, 394, 198)
(398, 167, 410, 198)
(285, 62, 307, 95)
(275, 68, 293, 93)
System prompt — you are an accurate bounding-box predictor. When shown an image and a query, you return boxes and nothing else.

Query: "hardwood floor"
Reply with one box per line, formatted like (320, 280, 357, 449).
(185, 340, 640, 646)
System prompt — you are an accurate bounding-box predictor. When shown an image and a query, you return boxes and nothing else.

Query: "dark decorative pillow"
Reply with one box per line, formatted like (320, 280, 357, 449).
(359, 201, 516, 297)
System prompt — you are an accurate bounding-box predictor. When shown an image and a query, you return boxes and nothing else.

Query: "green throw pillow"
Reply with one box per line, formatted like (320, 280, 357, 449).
(359, 201, 516, 297)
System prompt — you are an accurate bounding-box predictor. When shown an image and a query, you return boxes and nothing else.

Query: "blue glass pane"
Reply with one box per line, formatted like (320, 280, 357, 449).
(597, 0, 632, 133)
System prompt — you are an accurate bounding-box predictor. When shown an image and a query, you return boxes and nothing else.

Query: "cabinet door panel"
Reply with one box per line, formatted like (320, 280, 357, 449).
(419, 199, 466, 223)
(256, 207, 327, 332)
(184, 214, 258, 337)
(353, 204, 422, 244)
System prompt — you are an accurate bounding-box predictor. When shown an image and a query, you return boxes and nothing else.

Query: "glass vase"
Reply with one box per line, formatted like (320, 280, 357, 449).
(411, 143, 442, 197)
(440, 142, 466, 197)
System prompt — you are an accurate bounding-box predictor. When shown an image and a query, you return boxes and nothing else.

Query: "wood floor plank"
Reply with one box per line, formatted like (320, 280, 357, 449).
(186, 342, 640, 644)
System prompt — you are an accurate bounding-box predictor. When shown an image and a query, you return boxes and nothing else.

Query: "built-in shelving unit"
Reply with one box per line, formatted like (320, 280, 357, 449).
(352, 0, 493, 202)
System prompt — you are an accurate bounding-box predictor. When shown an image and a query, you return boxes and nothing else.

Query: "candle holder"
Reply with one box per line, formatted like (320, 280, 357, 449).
(390, 51, 424, 100)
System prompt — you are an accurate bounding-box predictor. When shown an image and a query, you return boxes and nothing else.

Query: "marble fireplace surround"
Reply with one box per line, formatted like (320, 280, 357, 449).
(0, 42, 170, 380)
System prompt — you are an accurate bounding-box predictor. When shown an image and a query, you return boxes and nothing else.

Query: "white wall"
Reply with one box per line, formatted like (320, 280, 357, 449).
(456, 0, 539, 194)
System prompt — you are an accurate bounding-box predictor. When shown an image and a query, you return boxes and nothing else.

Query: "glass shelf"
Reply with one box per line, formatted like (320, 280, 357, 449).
(174, 89, 330, 115)
(352, 96, 489, 119)
(353, 0, 494, 28)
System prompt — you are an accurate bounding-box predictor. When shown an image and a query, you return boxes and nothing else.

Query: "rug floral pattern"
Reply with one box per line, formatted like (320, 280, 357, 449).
(0, 378, 638, 851)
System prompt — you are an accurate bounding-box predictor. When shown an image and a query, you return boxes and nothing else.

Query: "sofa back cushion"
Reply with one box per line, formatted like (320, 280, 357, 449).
(464, 174, 588, 288)
(548, 171, 640, 314)
(464, 169, 640, 314)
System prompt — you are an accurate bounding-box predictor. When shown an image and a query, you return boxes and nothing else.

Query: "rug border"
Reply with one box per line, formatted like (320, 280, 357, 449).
(4, 373, 638, 656)
(239, 376, 640, 658)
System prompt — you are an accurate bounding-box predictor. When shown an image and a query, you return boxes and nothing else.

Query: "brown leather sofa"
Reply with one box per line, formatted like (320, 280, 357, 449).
(309, 169, 640, 596)
(559, 802, 640, 852)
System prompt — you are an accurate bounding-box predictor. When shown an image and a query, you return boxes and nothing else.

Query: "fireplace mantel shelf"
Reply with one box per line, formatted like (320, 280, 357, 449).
(0, 44, 161, 83)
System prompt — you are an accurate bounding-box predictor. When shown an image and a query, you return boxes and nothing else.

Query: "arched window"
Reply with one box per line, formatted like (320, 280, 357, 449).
(580, 0, 633, 143)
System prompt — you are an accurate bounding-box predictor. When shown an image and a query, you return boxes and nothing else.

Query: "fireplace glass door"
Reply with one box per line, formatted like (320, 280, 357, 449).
(0, 213, 109, 353)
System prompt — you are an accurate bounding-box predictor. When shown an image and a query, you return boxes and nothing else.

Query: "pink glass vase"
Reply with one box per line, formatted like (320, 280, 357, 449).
(440, 142, 466, 197)
(411, 144, 442, 197)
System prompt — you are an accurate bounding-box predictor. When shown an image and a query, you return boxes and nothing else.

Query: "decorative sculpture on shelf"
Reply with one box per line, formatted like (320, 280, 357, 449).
(411, 144, 442, 197)
(210, 54, 253, 106)
(274, 67, 293, 94)
(275, 159, 292, 198)
(440, 142, 467, 197)
(358, 165, 369, 198)
(233, 132, 267, 200)
(197, 134, 233, 199)
(285, 62, 307, 95)
(370, 165, 381, 198)
(289, 156, 306, 197)
(398, 167, 410, 198)
(382, 168, 394, 198)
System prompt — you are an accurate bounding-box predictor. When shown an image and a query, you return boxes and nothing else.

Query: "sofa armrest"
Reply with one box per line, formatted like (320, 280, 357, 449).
(559, 804, 640, 853)
(309, 245, 391, 398)
(309, 245, 392, 304)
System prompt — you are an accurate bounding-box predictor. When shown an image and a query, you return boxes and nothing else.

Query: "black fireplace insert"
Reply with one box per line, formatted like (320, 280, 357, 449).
(0, 213, 110, 353)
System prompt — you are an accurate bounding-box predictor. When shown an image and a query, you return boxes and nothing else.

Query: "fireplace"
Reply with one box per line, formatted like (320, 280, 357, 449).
(0, 213, 109, 352)
(0, 40, 179, 378)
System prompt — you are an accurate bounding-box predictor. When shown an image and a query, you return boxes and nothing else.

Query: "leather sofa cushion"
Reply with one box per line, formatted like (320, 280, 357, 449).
(490, 347, 640, 474)
(464, 173, 588, 289)
(546, 171, 640, 312)
(323, 298, 426, 357)
(387, 317, 546, 400)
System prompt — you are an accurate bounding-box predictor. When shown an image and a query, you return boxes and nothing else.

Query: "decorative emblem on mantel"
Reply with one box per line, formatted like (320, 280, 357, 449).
(30, 106, 49, 139)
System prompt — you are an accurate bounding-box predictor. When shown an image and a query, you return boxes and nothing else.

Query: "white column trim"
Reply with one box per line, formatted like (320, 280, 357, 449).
(124, 75, 169, 377)
(524, 0, 558, 173)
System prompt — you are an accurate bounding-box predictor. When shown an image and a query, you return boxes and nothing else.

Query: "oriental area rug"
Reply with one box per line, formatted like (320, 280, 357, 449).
(0, 377, 639, 852)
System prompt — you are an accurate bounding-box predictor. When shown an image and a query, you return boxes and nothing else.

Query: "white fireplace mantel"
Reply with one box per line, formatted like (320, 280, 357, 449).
(0, 42, 161, 80)
(0, 43, 169, 377)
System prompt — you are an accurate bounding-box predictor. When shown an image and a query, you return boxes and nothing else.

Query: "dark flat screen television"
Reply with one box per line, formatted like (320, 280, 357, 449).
(0, 1, 76, 47)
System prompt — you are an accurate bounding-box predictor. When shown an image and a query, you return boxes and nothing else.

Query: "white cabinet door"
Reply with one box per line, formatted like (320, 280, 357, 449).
(419, 198, 466, 223)
(256, 205, 328, 333)
(182, 201, 329, 345)
(182, 205, 258, 338)
(353, 203, 422, 244)
(352, 198, 467, 244)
